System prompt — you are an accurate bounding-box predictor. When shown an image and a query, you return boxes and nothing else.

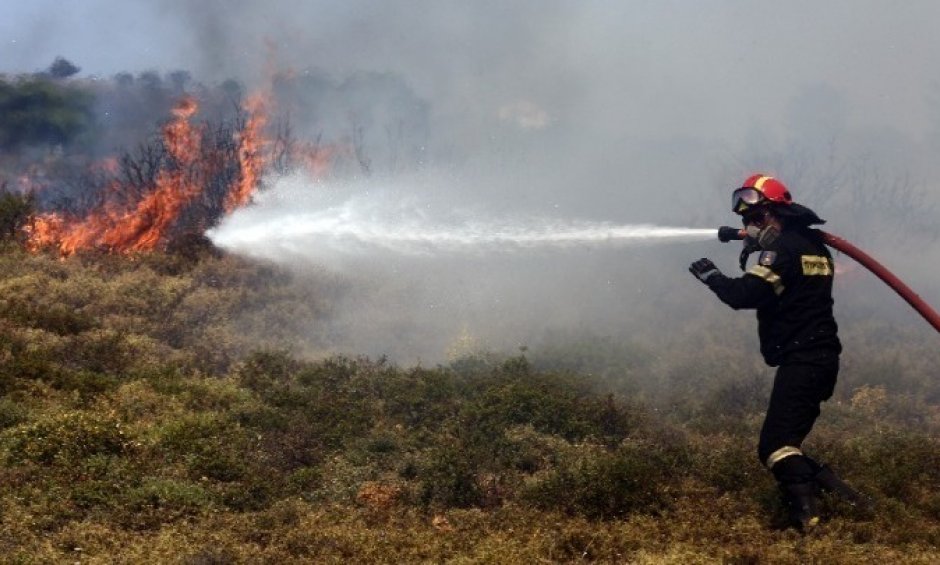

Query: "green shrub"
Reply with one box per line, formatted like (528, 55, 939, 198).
(839, 430, 940, 503)
(458, 368, 640, 462)
(118, 477, 216, 530)
(521, 441, 672, 519)
(376, 366, 459, 429)
(0, 190, 33, 241)
(413, 443, 483, 509)
(235, 349, 301, 392)
(68, 454, 138, 511)
(0, 298, 96, 335)
(0, 396, 27, 429)
(156, 413, 254, 482)
(49, 369, 118, 402)
(3, 411, 127, 466)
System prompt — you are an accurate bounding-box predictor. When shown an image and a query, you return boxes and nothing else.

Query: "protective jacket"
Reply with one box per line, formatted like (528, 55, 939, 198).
(704, 227, 841, 366)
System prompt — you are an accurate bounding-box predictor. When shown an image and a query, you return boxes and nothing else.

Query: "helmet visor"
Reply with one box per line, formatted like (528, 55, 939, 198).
(732, 187, 764, 213)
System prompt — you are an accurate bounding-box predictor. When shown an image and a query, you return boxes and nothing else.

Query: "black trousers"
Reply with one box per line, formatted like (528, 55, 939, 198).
(757, 355, 839, 484)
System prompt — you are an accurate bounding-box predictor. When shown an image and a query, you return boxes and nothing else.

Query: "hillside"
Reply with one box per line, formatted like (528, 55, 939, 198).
(1, 245, 939, 563)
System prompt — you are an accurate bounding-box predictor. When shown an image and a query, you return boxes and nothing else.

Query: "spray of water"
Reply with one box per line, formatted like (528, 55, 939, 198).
(205, 173, 719, 363)
(208, 177, 716, 263)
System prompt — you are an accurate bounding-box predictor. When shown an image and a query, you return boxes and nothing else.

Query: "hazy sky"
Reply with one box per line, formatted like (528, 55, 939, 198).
(3, 1, 940, 143)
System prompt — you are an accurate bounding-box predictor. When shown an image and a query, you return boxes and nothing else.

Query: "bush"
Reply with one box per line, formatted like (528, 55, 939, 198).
(0, 190, 33, 241)
(155, 413, 254, 482)
(3, 411, 127, 466)
(458, 366, 641, 464)
(117, 477, 216, 530)
(413, 443, 483, 509)
(0, 396, 27, 429)
(839, 430, 940, 504)
(521, 441, 673, 519)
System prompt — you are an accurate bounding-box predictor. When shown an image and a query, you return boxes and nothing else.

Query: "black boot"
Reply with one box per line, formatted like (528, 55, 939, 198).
(782, 482, 821, 532)
(814, 465, 873, 510)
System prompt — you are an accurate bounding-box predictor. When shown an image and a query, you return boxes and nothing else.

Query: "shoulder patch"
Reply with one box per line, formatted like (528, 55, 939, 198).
(758, 251, 777, 266)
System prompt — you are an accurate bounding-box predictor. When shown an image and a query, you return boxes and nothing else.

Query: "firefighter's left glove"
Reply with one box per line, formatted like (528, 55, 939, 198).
(689, 258, 721, 284)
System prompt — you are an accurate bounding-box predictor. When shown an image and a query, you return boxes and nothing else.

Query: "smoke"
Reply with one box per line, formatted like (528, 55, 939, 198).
(3, 1, 940, 360)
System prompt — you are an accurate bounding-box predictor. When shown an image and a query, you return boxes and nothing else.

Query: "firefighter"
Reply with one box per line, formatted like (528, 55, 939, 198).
(688, 174, 867, 531)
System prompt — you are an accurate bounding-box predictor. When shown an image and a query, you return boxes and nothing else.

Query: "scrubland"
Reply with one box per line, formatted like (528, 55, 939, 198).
(1, 244, 939, 564)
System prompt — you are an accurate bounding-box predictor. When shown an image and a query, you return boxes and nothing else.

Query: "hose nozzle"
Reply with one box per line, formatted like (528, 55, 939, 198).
(718, 226, 746, 242)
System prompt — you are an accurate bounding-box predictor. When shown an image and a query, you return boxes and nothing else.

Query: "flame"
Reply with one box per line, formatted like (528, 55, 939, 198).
(29, 96, 205, 255)
(224, 94, 268, 212)
(25, 78, 340, 256)
(294, 141, 341, 179)
(24, 214, 66, 252)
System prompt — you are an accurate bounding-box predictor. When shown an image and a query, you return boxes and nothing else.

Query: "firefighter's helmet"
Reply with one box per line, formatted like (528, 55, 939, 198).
(731, 174, 826, 226)
(732, 174, 792, 214)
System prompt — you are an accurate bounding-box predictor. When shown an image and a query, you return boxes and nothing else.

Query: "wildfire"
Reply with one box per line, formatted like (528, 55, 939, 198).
(25, 90, 290, 255)
(26, 96, 205, 255)
(21, 74, 347, 257)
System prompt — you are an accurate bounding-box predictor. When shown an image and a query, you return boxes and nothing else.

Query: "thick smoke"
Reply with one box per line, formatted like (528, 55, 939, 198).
(2, 1, 939, 361)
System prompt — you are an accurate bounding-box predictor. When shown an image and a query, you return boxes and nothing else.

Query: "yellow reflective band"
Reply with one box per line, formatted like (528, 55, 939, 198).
(802, 255, 833, 276)
(747, 264, 785, 296)
(766, 446, 803, 469)
(753, 176, 772, 190)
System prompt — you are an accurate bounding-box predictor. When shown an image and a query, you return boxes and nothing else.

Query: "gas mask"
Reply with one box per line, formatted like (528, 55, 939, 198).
(739, 224, 780, 270)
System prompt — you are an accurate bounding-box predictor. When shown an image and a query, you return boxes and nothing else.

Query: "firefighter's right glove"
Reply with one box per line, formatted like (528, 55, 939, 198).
(689, 258, 721, 284)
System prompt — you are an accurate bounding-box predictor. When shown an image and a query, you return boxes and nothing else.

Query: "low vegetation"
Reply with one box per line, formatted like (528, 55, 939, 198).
(1, 244, 939, 563)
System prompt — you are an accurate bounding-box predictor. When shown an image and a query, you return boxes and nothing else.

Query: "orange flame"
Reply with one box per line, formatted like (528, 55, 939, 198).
(25, 80, 339, 256)
(28, 96, 205, 255)
(224, 94, 268, 212)
(294, 142, 343, 179)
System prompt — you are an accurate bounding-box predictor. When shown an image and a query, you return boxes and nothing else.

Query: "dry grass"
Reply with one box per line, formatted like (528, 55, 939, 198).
(1, 245, 939, 563)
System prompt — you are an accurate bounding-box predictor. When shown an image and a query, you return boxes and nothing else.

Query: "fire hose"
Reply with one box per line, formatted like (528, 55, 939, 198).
(718, 226, 940, 334)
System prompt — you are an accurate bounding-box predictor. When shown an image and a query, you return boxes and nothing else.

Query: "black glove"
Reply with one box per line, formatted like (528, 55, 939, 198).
(689, 258, 721, 283)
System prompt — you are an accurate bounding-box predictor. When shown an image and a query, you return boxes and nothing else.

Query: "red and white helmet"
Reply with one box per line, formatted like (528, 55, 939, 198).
(732, 174, 793, 214)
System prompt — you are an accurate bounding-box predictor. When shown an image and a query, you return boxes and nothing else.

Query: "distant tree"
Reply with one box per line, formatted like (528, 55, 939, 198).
(47, 57, 80, 79)
(220, 78, 243, 102)
(114, 72, 134, 88)
(169, 70, 192, 93)
(137, 71, 162, 91)
(0, 78, 96, 150)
